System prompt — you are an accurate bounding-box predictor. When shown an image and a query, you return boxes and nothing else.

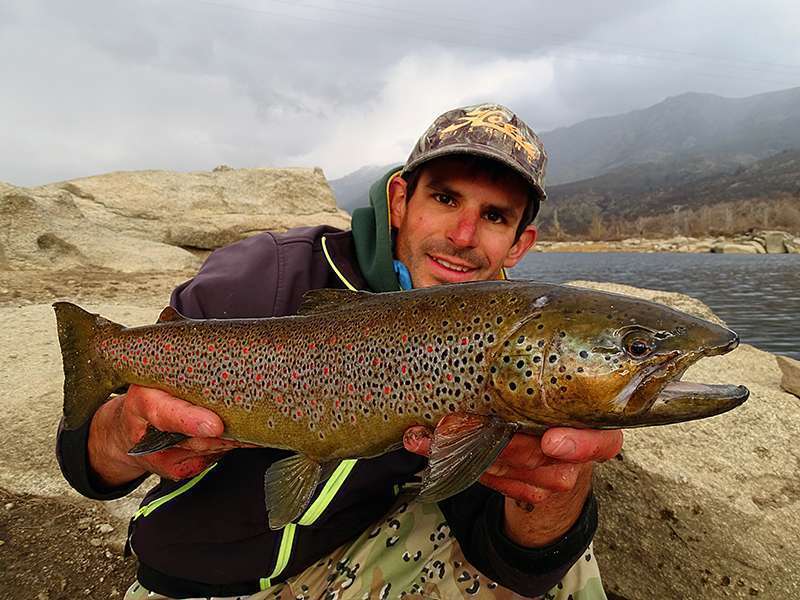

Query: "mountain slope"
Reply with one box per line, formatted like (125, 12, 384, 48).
(540, 87, 800, 184)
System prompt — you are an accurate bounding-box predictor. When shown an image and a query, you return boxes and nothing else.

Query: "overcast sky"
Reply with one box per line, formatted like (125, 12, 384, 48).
(2, 0, 799, 186)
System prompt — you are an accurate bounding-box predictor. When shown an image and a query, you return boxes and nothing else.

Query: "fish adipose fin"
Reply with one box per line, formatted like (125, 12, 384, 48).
(417, 414, 518, 503)
(264, 454, 338, 530)
(53, 302, 126, 430)
(157, 306, 188, 322)
(297, 289, 373, 315)
(127, 425, 189, 455)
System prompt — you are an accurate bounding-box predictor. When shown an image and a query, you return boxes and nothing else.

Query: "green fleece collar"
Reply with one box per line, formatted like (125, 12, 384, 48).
(350, 166, 403, 292)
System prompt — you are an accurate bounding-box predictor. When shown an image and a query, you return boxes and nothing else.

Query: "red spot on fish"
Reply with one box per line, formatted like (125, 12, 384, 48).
(292, 370, 300, 380)
(446, 373, 453, 381)
(142, 357, 148, 365)
(276, 396, 283, 404)
(335, 399, 341, 408)
(383, 386, 392, 395)
(186, 366, 192, 373)
(303, 383, 309, 390)
(426, 345, 433, 353)
(345, 343, 353, 351)
(310, 399, 317, 407)
(100, 340, 107, 349)
(323, 367, 329, 375)
(358, 356, 364, 364)
(372, 358, 381, 367)
(203, 388, 211, 396)
(178, 375, 185, 382)
(348, 383, 355, 393)
(203, 361, 208, 368)
(242, 347, 249, 355)
(426, 383, 433, 390)
(296, 409, 303, 418)
(235, 395, 242, 404)
(308, 343, 316, 350)
(255, 374, 263, 382)
(221, 371, 229, 380)
(208, 344, 215, 352)
(275, 343, 284, 352)
(365, 392, 373, 402)
(328, 336, 337, 345)
(401, 365, 407, 374)
(402, 334, 408, 344)
(164, 343, 172, 351)
(461, 338, 468, 345)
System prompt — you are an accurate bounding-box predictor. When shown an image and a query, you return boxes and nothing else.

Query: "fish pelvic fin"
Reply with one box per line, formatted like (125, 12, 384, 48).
(53, 302, 125, 430)
(127, 425, 189, 455)
(265, 454, 338, 530)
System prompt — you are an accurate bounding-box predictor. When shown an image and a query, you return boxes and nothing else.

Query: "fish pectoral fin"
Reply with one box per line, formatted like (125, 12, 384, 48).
(417, 414, 518, 504)
(264, 454, 328, 530)
(297, 288, 373, 315)
(127, 425, 188, 456)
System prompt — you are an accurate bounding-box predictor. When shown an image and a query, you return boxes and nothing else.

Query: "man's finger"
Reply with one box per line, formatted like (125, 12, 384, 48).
(541, 428, 623, 463)
(484, 462, 580, 493)
(494, 433, 548, 468)
(403, 426, 432, 456)
(478, 473, 553, 505)
(130, 385, 224, 438)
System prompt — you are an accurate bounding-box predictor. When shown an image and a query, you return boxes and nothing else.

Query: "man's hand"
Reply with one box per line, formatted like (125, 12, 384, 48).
(87, 384, 251, 488)
(403, 416, 623, 547)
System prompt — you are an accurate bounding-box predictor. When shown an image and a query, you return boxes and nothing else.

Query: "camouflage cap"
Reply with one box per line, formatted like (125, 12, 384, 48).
(402, 103, 548, 202)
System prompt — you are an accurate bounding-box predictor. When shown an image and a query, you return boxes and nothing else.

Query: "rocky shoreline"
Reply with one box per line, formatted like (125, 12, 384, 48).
(534, 231, 800, 254)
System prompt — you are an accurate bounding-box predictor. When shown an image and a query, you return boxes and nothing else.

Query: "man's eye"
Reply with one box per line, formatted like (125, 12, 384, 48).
(433, 193, 456, 206)
(485, 210, 505, 224)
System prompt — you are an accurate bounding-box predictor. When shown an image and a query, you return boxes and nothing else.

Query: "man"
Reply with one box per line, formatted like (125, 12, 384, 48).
(57, 104, 622, 599)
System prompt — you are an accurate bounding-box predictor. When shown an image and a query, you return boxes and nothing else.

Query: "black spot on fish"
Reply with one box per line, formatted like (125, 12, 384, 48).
(580, 350, 589, 359)
(577, 367, 584, 373)
(533, 356, 541, 363)
(503, 356, 510, 363)
(475, 352, 484, 363)
(525, 370, 532, 377)
(550, 377, 557, 384)
(476, 374, 484, 383)
(526, 388, 534, 395)
(549, 355, 558, 363)
(509, 382, 517, 391)
(516, 360, 525, 369)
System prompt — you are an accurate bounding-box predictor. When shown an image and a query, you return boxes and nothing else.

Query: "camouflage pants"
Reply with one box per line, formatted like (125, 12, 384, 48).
(125, 500, 605, 600)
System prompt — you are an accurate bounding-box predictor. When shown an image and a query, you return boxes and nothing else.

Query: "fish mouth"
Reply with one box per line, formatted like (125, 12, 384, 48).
(620, 331, 748, 427)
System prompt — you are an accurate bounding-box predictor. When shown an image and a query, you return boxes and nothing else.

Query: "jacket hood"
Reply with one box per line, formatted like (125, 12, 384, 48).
(350, 166, 403, 292)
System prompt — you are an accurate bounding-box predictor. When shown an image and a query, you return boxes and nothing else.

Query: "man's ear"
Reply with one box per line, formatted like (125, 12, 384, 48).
(388, 175, 408, 229)
(503, 225, 537, 268)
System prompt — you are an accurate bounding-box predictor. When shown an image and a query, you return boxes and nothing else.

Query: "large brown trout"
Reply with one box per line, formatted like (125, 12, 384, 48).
(55, 280, 748, 528)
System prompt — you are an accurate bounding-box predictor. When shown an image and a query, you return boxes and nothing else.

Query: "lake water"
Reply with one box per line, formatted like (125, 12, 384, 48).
(511, 253, 800, 360)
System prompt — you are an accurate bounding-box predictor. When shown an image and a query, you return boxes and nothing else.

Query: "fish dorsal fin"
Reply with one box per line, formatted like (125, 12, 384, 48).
(417, 414, 518, 504)
(158, 306, 187, 322)
(297, 288, 373, 315)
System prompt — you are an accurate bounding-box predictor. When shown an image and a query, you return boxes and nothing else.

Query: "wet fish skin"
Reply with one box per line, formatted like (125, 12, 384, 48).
(54, 280, 748, 528)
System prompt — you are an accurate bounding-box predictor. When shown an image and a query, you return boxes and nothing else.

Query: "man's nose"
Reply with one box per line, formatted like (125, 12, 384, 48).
(447, 213, 479, 248)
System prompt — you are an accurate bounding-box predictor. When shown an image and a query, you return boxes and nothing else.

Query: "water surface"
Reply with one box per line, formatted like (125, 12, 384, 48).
(512, 253, 799, 360)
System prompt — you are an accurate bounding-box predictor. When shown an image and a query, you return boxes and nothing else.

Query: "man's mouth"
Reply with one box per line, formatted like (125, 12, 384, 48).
(429, 255, 475, 273)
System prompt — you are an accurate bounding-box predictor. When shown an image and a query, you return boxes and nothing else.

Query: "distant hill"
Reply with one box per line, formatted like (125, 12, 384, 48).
(539, 149, 800, 237)
(328, 164, 398, 213)
(328, 86, 800, 213)
(541, 87, 800, 184)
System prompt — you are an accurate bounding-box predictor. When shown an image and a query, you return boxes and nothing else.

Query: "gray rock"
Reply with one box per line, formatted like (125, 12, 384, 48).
(776, 355, 800, 398)
(39, 167, 351, 250)
(763, 231, 788, 253)
(569, 281, 800, 600)
(711, 242, 763, 254)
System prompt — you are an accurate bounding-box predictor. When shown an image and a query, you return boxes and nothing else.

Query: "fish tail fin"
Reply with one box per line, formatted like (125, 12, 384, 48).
(53, 302, 125, 430)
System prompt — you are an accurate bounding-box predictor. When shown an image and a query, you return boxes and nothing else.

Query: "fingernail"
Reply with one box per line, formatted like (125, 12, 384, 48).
(197, 422, 216, 437)
(548, 437, 576, 459)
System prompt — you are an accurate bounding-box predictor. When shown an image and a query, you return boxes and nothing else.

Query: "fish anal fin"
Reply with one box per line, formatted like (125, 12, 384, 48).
(297, 289, 373, 315)
(127, 425, 188, 456)
(264, 454, 335, 530)
(157, 306, 187, 322)
(417, 414, 518, 503)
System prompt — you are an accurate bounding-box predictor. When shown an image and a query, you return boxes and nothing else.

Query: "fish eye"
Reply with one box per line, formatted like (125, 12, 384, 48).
(623, 332, 655, 358)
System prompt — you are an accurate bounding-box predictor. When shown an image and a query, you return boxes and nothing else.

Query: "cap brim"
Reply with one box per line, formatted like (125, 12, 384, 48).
(402, 143, 546, 200)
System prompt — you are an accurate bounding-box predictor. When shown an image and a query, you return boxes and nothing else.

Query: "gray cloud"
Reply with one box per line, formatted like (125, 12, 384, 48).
(1, 0, 798, 186)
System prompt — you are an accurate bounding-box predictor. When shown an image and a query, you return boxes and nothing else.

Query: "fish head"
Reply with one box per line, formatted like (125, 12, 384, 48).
(486, 286, 748, 429)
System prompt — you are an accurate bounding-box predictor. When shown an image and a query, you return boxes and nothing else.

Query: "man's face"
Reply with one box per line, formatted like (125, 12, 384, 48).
(389, 157, 537, 288)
